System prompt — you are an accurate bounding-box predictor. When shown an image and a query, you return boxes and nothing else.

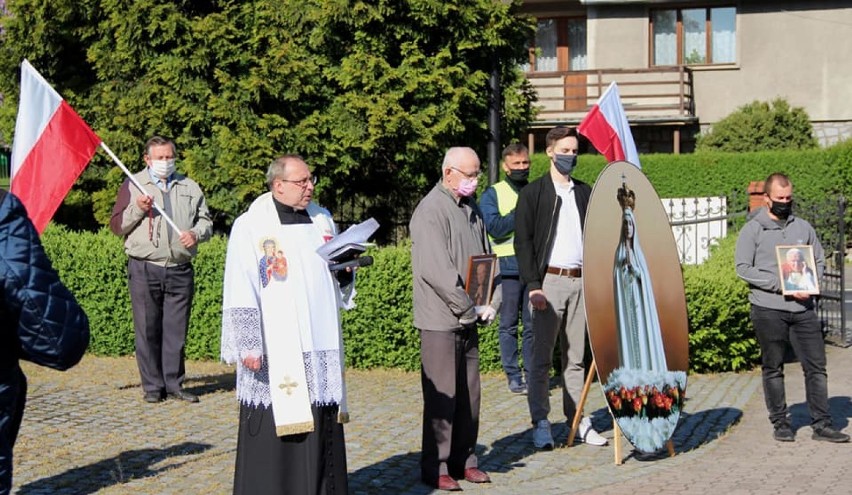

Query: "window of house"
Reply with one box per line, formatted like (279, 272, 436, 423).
(651, 6, 736, 66)
(522, 17, 587, 73)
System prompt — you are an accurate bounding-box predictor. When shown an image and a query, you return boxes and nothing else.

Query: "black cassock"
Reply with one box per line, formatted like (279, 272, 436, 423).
(233, 403, 348, 495)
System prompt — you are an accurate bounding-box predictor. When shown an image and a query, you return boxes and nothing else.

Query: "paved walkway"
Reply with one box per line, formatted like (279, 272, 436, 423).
(10, 337, 852, 495)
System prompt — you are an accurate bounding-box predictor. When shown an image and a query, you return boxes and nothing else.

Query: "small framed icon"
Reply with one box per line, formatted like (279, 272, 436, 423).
(465, 254, 497, 309)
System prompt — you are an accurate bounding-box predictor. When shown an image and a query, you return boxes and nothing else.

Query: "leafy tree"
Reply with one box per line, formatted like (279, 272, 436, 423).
(696, 98, 818, 153)
(0, 0, 536, 239)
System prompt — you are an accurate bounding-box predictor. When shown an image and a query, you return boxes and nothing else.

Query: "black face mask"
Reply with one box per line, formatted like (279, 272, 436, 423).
(507, 169, 529, 185)
(770, 200, 793, 219)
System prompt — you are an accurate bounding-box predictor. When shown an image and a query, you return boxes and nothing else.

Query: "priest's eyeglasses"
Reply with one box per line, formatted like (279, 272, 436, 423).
(280, 175, 317, 189)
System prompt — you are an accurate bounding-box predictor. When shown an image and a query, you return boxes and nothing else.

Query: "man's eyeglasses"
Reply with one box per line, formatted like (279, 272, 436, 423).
(450, 167, 482, 180)
(280, 175, 318, 188)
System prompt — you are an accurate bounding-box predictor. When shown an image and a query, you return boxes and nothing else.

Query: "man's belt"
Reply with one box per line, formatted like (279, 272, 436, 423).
(546, 266, 582, 278)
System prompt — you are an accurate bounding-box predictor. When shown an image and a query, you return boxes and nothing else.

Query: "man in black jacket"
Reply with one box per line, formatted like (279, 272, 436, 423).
(0, 189, 89, 494)
(514, 126, 607, 450)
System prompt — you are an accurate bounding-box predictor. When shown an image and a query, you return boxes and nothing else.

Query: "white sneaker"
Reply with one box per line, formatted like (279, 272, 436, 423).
(575, 417, 608, 446)
(532, 419, 554, 449)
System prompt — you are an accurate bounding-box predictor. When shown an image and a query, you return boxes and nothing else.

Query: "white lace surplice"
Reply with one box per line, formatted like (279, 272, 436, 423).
(220, 194, 350, 434)
(222, 305, 344, 408)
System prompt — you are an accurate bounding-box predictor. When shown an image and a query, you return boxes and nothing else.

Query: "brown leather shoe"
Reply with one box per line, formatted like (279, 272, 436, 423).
(436, 475, 462, 491)
(463, 468, 491, 483)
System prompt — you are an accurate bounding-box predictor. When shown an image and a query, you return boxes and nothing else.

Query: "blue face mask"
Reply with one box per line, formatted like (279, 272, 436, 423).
(553, 154, 577, 176)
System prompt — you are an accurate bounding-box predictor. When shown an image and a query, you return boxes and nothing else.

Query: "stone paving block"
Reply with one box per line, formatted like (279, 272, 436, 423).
(8, 345, 852, 494)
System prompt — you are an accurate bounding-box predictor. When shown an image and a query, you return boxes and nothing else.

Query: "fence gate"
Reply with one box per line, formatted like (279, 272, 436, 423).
(800, 196, 848, 346)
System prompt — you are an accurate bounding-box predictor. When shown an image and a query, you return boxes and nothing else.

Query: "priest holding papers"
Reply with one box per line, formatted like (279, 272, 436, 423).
(221, 154, 357, 495)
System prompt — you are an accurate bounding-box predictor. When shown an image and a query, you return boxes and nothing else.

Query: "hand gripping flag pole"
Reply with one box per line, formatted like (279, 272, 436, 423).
(98, 142, 182, 235)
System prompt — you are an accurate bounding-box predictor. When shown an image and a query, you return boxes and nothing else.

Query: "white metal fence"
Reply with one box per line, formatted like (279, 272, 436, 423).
(663, 196, 728, 265)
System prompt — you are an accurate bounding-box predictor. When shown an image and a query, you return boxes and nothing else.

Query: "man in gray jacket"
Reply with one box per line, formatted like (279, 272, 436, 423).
(110, 136, 212, 404)
(410, 147, 500, 491)
(735, 172, 848, 443)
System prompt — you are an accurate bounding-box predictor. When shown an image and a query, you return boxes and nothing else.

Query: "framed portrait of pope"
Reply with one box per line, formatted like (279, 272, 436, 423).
(776, 245, 820, 295)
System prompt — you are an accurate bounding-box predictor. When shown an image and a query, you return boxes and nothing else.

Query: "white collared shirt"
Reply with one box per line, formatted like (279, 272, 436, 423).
(147, 167, 173, 191)
(548, 180, 583, 268)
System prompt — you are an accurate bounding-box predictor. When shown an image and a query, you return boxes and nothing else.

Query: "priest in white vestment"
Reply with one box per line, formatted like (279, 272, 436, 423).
(221, 154, 355, 495)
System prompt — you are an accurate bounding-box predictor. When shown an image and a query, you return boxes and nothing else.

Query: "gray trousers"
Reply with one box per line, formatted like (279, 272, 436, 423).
(527, 274, 586, 424)
(128, 258, 194, 394)
(419, 327, 480, 483)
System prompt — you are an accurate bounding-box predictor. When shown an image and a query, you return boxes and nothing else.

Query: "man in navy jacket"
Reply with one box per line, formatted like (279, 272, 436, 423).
(0, 189, 89, 494)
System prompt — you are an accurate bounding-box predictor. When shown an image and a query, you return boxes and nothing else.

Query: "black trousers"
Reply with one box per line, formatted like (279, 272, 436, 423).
(419, 327, 480, 484)
(0, 365, 26, 495)
(233, 403, 348, 495)
(128, 258, 194, 394)
(751, 305, 831, 428)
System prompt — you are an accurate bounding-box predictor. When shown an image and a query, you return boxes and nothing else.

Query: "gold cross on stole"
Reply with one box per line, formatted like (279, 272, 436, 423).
(278, 376, 299, 395)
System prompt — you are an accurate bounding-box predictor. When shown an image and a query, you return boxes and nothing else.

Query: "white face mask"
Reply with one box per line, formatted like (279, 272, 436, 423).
(150, 159, 176, 178)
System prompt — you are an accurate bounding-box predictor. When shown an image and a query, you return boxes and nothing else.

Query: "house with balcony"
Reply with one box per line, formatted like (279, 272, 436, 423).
(518, 0, 852, 153)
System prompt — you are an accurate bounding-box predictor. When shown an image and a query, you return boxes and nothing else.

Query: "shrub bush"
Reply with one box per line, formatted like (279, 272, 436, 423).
(695, 98, 818, 152)
(683, 235, 758, 372)
(41, 226, 135, 356)
(562, 146, 852, 236)
(41, 226, 229, 360)
(339, 241, 501, 371)
(42, 222, 755, 374)
(37, 225, 499, 371)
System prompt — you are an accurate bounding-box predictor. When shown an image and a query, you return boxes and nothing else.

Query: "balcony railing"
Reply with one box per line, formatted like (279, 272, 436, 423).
(525, 66, 696, 126)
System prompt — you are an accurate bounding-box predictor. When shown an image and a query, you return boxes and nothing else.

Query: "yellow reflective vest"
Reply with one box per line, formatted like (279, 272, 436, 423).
(488, 181, 518, 258)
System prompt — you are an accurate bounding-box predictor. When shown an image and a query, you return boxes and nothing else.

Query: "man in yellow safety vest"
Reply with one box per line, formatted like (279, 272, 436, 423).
(479, 143, 533, 394)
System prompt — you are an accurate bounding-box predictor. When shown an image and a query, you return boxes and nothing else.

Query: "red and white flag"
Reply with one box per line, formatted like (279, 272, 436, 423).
(578, 81, 640, 168)
(10, 59, 102, 233)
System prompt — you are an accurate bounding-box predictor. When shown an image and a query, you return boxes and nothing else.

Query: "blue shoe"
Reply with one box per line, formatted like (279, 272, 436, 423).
(508, 378, 527, 394)
(533, 419, 554, 449)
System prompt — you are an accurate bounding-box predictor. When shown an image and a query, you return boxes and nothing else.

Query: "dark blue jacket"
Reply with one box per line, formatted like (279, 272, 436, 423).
(0, 189, 89, 494)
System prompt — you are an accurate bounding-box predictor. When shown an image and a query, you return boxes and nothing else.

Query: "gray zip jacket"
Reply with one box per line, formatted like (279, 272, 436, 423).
(109, 169, 213, 266)
(735, 207, 823, 312)
(410, 182, 501, 331)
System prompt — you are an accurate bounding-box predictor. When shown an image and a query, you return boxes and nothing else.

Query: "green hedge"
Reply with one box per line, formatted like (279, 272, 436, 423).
(44, 144, 852, 372)
(41, 227, 135, 356)
(535, 141, 852, 222)
(683, 235, 757, 372)
(40, 227, 502, 371)
(42, 223, 755, 373)
(41, 226, 228, 359)
(339, 242, 501, 372)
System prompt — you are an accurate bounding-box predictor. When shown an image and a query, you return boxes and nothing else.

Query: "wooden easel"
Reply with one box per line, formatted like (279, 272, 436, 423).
(566, 358, 675, 465)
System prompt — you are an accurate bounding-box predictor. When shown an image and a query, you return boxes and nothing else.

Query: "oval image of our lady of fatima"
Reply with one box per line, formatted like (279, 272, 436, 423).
(583, 161, 689, 454)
